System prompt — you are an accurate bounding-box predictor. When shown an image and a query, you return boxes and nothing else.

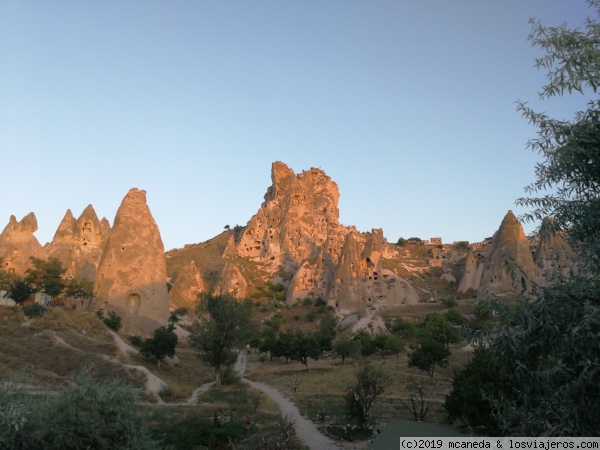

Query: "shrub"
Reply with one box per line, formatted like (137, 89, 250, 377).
(102, 311, 122, 331)
(23, 303, 46, 318)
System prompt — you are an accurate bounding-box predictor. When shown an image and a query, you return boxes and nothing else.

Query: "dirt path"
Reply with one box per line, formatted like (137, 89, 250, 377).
(235, 353, 346, 450)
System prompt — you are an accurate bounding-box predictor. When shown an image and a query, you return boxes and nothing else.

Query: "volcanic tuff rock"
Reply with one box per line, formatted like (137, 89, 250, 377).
(169, 260, 203, 310)
(235, 162, 419, 314)
(94, 189, 169, 337)
(478, 211, 538, 297)
(236, 161, 351, 275)
(458, 250, 484, 294)
(535, 217, 577, 285)
(46, 205, 110, 280)
(218, 262, 247, 298)
(0, 213, 47, 276)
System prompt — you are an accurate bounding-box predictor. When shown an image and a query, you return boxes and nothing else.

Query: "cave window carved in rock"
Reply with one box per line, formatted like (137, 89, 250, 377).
(127, 293, 141, 310)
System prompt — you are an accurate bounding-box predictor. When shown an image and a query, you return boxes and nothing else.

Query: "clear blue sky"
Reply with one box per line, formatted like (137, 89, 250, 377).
(1, 1, 594, 250)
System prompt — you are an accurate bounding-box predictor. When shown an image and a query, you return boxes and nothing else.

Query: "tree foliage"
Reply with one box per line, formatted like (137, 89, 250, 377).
(447, 3, 600, 436)
(189, 293, 257, 387)
(516, 0, 600, 274)
(7, 278, 34, 304)
(345, 360, 390, 430)
(25, 257, 66, 298)
(408, 338, 450, 378)
(0, 374, 157, 449)
(139, 324, 178, 367)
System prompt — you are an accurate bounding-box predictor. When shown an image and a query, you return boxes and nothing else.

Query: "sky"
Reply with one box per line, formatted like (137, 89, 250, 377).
(1, 1, 595, 251)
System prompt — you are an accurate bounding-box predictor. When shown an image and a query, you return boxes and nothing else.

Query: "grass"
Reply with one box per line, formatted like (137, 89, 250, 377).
(0, 306, 143, 389)
(245, 341, 475, 429)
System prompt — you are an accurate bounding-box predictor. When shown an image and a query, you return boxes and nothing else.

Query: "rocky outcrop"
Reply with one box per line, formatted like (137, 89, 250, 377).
(236, 162, 350, 276)
(235, 162, 419, 317)
(46, 205, 110, 280)
(218, 262, 247, 298)
(0, 213, 47, 276)
(94, 189, 170, 336)
(169, 260, 203, 310)
(328, 229, 419, 312)
(478, 211, 538, 298)
(534, 217, 577, 285)
(458, 250, 484, 294)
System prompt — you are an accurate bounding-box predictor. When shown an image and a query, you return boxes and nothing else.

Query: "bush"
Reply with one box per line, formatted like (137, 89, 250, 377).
(22, 303, 46, 318)
(441, 296, 458, 308)
(0, 373, 157, 449)
(102, 311, 122, 331)
(220, 364, 240, 385)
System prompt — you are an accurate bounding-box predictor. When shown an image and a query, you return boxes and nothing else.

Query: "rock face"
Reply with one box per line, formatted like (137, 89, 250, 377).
(0, 213, 47, 276)
(46, 205, 110, 280)
(478, 211, 538, 298)
(534, 217, 577, 285)
(236, 162, 350, 277)
(458, 250, 484, 294)
(94, 189, 170, 336)
(218, 262, 247, 298)
(169, 260, 203, 310)
(234, 163, 419, 315)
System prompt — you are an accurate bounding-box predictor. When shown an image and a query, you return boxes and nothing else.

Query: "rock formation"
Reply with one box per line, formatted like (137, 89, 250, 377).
(168, 260, 203, 310)
(236, 161, 350, 276)
(327, 229, 419, 311)
(46, 205, 110, 280)
(478, 211, 538, 298)
(94, 189, 170, 336)
(0, 213, 47, 276)
(218, 262, 248, 298)
(458, 250, 484, 294)
(233, 162, 419, 316)
(534, 217, 577, 285)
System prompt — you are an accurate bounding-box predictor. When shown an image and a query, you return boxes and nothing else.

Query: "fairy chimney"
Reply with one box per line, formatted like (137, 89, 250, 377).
(94, 189, 169, 336)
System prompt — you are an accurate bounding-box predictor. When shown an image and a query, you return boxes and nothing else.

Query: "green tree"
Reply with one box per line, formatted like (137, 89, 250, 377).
(345, 360, 390, 430)
(64, 278, 94, 304)
(421, 314, 460, 348)
(316, 312, 337, 351)
(0, 373, 157, 449)
(473, 2, 600, 436)
(515, 0, 600, 274)
(352, 329, 376, 356)
(189, 293, 257, 387)
(373, 334, 388, 359)
(285, 330, 322, 370)
(444, 347, 510, 435)
(333, 335, 360, 365)
(384, 334, 405, 360)
(139, 324, 179, 367)
(25, 257, 66, 299)
(7, 278, 34, 304)
(408, 338, 450, 378)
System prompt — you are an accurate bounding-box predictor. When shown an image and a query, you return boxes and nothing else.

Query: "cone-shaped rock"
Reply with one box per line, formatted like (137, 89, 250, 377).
(46, 205, 109, 280)
(94, 189, 169, 336)
(330, 229, 418, 312)
(0, 213, 47, 275)
(218, 262, 247, 298)
(169, 260, 203, 309)
(478, 211, 538, 298)
(535, 217, 577, 285)
(458, 250, 484, 294)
